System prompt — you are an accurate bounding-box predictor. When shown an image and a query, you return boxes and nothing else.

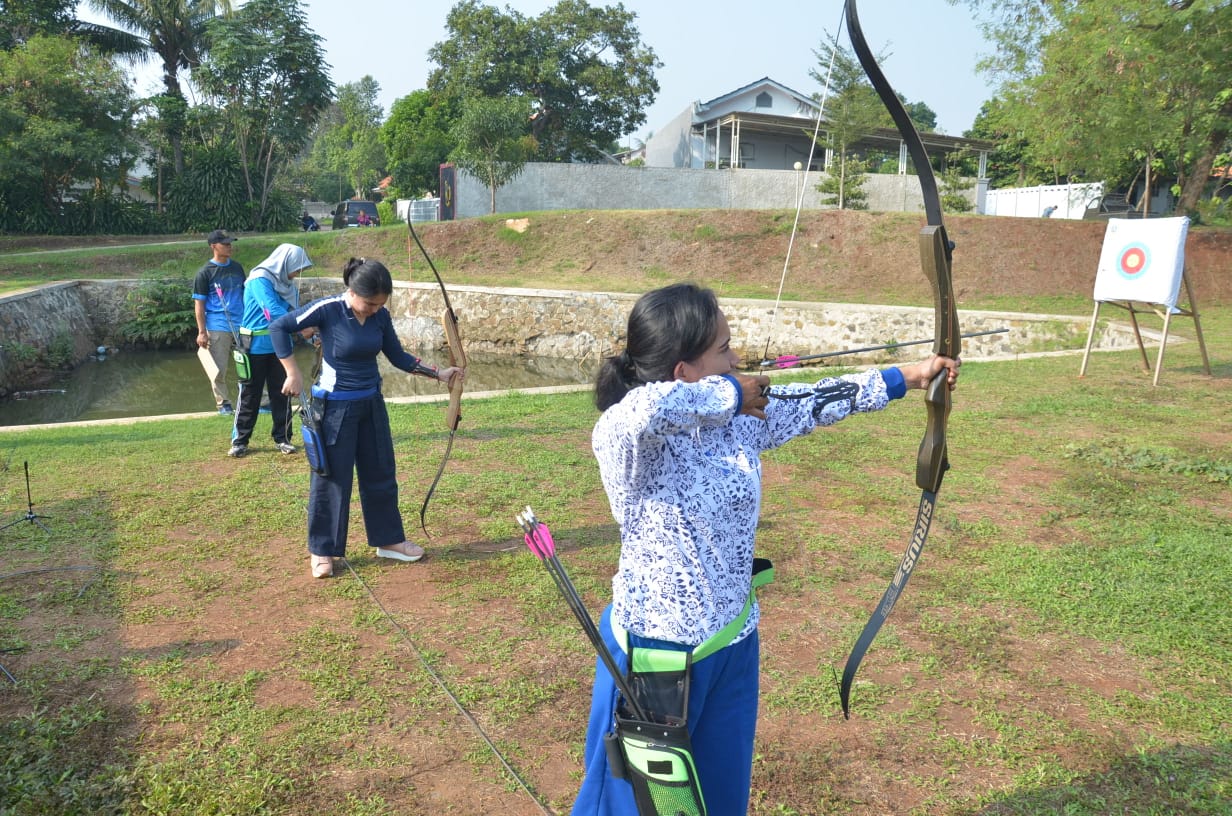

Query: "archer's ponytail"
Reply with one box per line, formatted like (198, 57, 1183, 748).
(342, 257, 393, 297)
(594, 283, 721, 412)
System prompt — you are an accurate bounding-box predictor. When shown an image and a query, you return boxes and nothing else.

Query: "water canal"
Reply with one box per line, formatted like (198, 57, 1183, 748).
(1, 346, 597, 427)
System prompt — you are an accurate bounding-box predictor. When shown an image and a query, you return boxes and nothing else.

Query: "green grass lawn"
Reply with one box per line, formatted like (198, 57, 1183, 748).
(1, 301, 1229, 814)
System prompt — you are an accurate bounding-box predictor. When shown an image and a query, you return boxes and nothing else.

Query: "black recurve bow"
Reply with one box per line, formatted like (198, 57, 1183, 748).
(408, 217, 467, 538)
(838, 0, 962, 718)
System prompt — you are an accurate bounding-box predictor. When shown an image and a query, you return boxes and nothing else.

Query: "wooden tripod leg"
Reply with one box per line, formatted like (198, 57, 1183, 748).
(1182, 271, 1212, 376)
(1153, 308, 1174, 387)
(1079, 301, 1101, 377)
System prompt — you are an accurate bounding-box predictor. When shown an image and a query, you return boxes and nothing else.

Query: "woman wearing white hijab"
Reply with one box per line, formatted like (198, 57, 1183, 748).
(228, 244, 314, 458)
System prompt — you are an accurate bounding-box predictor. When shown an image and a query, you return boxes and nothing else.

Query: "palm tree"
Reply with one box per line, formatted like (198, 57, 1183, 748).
(82, 0, 233, 173)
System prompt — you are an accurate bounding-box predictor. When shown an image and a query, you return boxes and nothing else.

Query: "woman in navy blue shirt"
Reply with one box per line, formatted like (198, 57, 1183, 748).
(271, 258, 464, 579)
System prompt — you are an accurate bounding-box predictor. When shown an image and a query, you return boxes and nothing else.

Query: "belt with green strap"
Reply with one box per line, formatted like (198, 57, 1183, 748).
(612, 558, 773, 674)
(239, 327, 269, 336)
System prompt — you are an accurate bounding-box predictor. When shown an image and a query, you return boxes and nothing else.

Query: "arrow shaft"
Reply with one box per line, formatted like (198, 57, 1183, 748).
(762, 328, 1005, 368)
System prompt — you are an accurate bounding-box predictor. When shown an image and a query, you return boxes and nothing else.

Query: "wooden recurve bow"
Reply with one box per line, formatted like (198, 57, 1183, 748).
(408, 217, 467, 537)
(838, 0, 962, 718)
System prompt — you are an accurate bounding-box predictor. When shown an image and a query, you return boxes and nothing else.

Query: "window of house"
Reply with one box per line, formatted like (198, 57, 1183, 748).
(755, 92, 772, 108)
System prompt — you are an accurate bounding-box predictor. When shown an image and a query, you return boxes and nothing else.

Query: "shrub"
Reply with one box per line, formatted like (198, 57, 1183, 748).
(121, 277, 196, 348)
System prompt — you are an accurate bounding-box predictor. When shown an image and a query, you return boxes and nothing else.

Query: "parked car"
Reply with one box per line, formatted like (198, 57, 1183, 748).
(331, 200, 381, 229)
(1083, 194, 1149, 219)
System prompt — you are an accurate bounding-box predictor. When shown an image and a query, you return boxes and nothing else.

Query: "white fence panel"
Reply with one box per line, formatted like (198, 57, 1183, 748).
(984, 183, 1104, 220)
(396, 198, 441, 223)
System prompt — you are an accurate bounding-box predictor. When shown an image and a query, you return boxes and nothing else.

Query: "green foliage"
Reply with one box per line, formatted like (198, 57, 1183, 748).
(166, 144, 249, 232)
(380, 89, 458, 198)
(194, 0, 333, 230)
(940, 153, 975, 213)
(0, 703, 130, 813)
(120, 276, 196, 348)
(0, 34, 138, 234)
(816, 154, 869, 210)
(428, 0, 661, 162)
(449, 95, 536, 213)
(0, 0, 76, 50)
(1194, 194, 1231, 227)
(302, 76, 387, 202)
(45, 330, 74, 368)
(376, 200, 395, 225)
(84, 0, 232, 176)
(965, 0, 1232, 214)
(0, 338, 44, 383)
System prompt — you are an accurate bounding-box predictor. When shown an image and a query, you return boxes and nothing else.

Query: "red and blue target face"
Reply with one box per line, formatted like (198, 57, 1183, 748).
(1116, 242, 1151, 280)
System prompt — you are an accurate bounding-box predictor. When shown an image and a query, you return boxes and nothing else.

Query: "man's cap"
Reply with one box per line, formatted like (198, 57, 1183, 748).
(207, 229, 236, 245)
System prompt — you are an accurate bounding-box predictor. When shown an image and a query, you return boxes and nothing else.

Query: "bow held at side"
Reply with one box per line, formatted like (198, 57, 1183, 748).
(407, 217, 467, 537)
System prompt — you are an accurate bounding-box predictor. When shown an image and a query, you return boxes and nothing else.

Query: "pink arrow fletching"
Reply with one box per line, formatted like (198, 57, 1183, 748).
(523, 532, 548, 560)
(775, 356, 801, 369)
(531, 524, 556, 557)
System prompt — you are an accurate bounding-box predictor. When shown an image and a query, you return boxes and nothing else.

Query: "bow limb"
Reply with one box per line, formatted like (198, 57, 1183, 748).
(839, 0, 962, 718)
(407, 217, 467, 537)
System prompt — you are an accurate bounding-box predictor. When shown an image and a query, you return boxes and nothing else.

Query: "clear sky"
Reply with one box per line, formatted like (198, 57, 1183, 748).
(76, 0, 995, 141)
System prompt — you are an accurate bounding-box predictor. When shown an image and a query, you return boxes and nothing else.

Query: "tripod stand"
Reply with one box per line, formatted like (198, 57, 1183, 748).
(1, 461, 52, 534)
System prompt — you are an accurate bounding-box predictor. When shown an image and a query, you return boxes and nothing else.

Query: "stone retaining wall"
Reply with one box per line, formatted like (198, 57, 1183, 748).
(0, 279, 1143, 395)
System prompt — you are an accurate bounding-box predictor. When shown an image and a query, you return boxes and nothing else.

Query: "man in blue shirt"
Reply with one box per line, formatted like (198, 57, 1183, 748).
(192, 230, 246, 414)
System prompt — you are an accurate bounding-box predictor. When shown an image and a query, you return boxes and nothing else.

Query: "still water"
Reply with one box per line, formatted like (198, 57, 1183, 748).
(1, 346, 598, 427)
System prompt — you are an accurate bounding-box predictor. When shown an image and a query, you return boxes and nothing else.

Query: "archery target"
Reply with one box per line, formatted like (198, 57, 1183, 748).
(1116, 242, 1150, 279)
(1093, 217, 1189, 307)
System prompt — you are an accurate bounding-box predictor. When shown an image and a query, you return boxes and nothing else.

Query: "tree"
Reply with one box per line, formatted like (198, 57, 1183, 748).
(381, 89, 458, 198)
(809, 30, 944, 180)
(808, 29, 885, 203)
(307, 77, 387, 201)
(965, 98, 1041, 188)
(0, 34, 137, 233)
(449, 95, 536, 213)
(902, 99, 938, 134)
(816, 154, 869, 210)
(957, 0, 1232, 215)
(428, 0, 660, 163)
(939, 152, 975, 212)
(191, 0, 332, 230)
(0, 0, 75, 49)
(83, 0, 233, 174)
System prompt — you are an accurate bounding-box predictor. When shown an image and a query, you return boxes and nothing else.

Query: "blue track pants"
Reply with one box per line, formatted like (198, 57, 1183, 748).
(571, 605, 760, 816)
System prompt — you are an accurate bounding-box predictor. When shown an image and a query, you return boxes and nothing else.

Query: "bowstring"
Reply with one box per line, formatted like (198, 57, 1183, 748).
(761, 6, 848, 364)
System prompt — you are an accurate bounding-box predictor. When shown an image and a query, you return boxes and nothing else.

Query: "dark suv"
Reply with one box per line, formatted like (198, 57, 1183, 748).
(331, 200, 381, 228)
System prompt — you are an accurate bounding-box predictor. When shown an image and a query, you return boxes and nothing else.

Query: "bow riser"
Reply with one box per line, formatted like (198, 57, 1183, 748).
(916, 225, 959, 494)
(442, 308, 465, 431)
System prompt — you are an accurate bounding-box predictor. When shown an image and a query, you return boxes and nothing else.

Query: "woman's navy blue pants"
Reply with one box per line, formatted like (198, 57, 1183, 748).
(307, 395, 406, 557)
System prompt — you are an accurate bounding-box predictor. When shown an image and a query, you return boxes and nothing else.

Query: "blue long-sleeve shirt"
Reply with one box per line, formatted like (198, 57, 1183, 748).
(241, 277, 296, 355)
(270, 294, 422, 394)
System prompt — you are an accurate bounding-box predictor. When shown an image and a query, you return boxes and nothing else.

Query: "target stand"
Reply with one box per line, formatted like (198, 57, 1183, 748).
(1079, 217, 1211, 386)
